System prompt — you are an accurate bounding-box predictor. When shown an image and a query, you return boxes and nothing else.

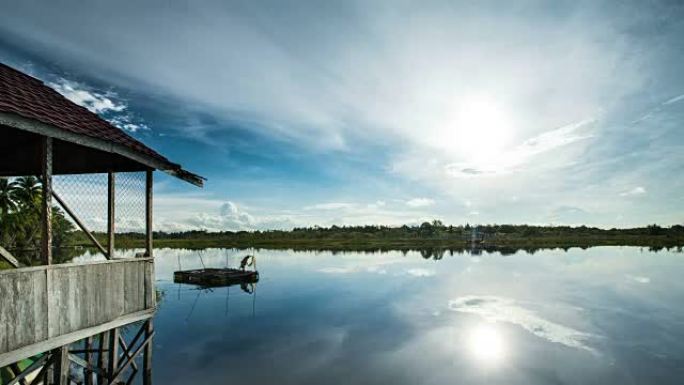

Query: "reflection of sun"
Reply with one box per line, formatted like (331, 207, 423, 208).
(468, 323, 506, 365)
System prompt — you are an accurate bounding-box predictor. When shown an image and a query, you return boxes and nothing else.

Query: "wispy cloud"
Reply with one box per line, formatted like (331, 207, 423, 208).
(445, 118, 595, 178)
(663, 94, 684, 106)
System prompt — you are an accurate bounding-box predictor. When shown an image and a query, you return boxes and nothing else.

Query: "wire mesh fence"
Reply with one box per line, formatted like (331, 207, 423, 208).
(0, 172, 147, 266)
(115, 172, 146, 234)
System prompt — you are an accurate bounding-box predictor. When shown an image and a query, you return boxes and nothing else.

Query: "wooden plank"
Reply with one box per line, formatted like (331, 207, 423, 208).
(0, 259, 153, 366)
(0, 309, 154, 368)
(144, 260, 155, 309)
(124, 260, 145, 313)
(0, 245, 20, 268)
(0, 269, 48, 353)
(0, 257, 153, 276)
(41, 136, 52, 265)
(108, 172, 115, 259)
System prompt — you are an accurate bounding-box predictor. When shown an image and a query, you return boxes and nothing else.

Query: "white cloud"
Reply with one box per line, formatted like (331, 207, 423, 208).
(405, 198, 435, 208)
(49, 79, 125, 114)
(367, 200, 386, 209)
(166, 200, 295, 232)
(304, 202, 356, 211)
(620, 186, 646, 197)
(49, 78, 147, 132)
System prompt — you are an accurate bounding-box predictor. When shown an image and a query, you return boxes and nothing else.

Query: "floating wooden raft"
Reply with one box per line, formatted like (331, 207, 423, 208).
(173, 268, 259, 287)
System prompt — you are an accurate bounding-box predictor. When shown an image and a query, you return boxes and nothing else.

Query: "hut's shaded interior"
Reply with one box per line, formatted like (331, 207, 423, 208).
(0, 124, 149, 177)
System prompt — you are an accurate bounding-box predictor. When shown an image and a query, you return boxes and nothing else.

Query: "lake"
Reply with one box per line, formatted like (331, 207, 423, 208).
(92, 246, 684, 384)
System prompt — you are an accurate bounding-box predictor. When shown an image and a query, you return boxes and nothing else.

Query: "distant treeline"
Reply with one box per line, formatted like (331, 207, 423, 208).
(70, 220, 684, 250)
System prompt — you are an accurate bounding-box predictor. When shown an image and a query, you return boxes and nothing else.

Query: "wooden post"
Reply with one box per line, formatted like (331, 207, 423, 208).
(143, 319, 153, 385)
(145, 170, 153, 258)
(108, 327, 119, 382)
(41, 136, 53, 265)
(52, 345, 69, 385)
(108, 172, 115, 259)
(97, 331, 109, 384)
(84, 336, 94, 385)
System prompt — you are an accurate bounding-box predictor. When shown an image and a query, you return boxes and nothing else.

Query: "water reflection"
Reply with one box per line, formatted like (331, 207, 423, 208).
(467, 323, 506, 365)
(66, 246, 684, 384)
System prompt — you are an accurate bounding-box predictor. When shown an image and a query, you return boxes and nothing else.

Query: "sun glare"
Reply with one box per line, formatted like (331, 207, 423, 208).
(467, 323, 506, 365)
(444, 96, 514, 168)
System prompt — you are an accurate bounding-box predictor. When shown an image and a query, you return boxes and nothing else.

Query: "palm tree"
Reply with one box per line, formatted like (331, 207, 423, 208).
(14, 176, 42, 211)
(0, 177, 17, 216)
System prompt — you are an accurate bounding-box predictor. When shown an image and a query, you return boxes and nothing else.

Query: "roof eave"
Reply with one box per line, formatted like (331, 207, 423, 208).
(0, 111, 205, 187)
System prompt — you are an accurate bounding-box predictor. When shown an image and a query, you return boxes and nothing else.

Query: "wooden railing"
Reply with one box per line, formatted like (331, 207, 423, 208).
(0, 258, 155, 367)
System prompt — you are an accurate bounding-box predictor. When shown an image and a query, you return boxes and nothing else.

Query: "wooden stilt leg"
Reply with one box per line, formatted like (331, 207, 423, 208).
(84, 336, 94, 385)
(108, 328, 119, 383)
(52, 346, 69, 385)
(97, 332, 109, 384)
(142, 320, 153, 385)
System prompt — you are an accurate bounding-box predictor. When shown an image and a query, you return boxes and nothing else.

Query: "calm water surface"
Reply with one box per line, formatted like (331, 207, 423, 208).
(106, 247, 684, 384)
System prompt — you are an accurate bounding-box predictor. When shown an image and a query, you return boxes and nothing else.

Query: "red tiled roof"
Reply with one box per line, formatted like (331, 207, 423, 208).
(0, 62, 200, 183)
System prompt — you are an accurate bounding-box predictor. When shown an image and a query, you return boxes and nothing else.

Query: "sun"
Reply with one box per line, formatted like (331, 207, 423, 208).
(444, 95, 514, 168)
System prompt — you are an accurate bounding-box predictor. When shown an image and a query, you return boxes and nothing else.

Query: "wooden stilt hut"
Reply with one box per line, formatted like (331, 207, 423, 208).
(0, 62, 204, 384)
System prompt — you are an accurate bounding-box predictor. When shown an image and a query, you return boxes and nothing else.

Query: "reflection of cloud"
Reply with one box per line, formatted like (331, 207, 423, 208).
(317, 255, 414, 275)
(626, 275, 650, 284)
(406, 198, 435, 208)
(449, 295, 596, 353)
(318, 267, 355, 274)
(406, 268, 436, 277)
(619, 186, 646, 197)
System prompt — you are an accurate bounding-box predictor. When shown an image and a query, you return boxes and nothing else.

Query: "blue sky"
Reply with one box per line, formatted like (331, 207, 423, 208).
(1, 0, 683, 230)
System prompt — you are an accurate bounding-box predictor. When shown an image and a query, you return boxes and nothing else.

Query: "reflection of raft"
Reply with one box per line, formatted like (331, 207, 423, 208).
(174, 268, 259, 287)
